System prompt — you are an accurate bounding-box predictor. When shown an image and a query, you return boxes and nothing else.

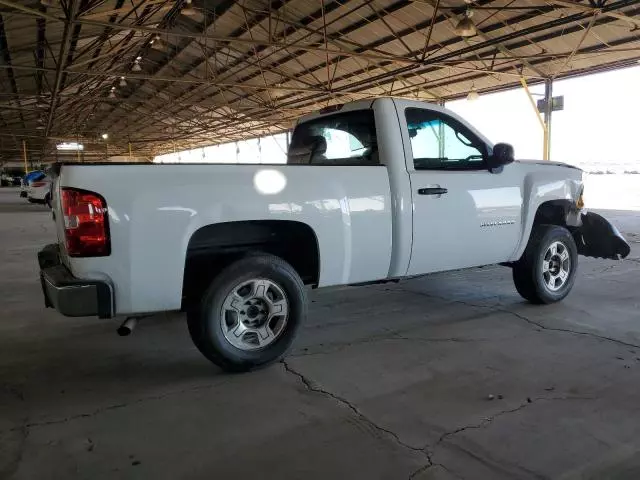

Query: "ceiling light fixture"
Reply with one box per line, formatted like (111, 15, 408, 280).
(102, 133, 109, 140)
(119, 76, 127, 87)
(181, 0, 198, 16)
(132, 59, 142, 72)
(152, 36, 167, 50)
(454, 10, 477, 38)
(56, 142, 84, 151)
(467, 84, 480, 101)
(109, 91, 116, 98)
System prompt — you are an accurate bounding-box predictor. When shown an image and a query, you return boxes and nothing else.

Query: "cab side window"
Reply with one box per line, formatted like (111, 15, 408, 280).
(288, 110, 378, 165)
(405, 108, 487, 170)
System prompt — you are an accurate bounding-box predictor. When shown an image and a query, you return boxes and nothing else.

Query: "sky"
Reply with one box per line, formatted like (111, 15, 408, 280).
(156, 65, 640, 172)
(447, 65, 640, 171)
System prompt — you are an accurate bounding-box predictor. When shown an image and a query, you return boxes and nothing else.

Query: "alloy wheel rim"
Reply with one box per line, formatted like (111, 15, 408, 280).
(542, 241, 571, 292)
(220, 278, 289, 351)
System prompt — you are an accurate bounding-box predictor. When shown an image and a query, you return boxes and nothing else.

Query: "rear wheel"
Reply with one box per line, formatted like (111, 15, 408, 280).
(187, 254, 306, 372)
(513, 225, 578, 304)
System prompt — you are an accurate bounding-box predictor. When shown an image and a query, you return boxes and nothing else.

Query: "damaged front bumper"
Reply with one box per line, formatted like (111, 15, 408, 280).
(573, 211, 631, 260)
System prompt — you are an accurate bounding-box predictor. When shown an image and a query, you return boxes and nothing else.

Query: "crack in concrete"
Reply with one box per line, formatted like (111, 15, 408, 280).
(291, 328, 404, 357)
(425, 395, 594, 480)
(399, 287, 640, 351)
(432, 399, 541, 449)
(281, 360, 435, 479)
(282, 359, 580, 480)
(291, 334, 483, 358)
(408, 462, 465, 480)
(503, 309, 640, 351)
(0, 424, 29, 480)
(593, 264, 618, 275)
(5, 380, 230, 433)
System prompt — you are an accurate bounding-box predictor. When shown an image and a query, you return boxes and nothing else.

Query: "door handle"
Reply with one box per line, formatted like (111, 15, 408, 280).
(418, 187, 448, 195)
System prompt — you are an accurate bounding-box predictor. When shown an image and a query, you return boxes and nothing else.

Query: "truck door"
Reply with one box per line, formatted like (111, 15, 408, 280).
(400, 106, 523, 275)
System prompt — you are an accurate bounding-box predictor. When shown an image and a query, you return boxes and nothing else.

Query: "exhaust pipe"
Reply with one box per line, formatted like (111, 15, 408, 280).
(117, 317, 138, 336)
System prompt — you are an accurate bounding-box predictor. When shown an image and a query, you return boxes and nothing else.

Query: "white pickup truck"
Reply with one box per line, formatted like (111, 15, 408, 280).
(39, 98, 630, 371)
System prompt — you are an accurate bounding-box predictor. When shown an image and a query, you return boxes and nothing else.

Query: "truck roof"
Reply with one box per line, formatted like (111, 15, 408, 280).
(296, 97, 440, 126)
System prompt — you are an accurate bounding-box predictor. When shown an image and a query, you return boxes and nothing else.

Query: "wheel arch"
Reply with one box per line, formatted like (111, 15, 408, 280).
(512, 199, 576, 261)
(182, 220, 320, 308)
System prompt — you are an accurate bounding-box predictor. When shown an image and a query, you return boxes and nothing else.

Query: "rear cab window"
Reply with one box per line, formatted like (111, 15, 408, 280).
(288, 110, 378, 165)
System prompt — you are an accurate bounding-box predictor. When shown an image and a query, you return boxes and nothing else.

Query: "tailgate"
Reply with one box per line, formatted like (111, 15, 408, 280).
(49, 167, 70, 267)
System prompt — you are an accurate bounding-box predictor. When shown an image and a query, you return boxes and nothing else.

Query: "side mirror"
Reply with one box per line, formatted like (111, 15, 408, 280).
(488, 143, 515, 172)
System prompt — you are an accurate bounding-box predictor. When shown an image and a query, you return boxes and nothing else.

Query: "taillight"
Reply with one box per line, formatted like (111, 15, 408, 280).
(61, 188, 110, 257)
(31, 181, 47, 187)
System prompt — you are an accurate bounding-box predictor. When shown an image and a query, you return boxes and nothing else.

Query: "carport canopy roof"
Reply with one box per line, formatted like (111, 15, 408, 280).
(0, 0, 639, 162)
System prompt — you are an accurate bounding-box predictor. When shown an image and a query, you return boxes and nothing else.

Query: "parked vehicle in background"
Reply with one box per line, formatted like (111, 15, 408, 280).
(20, 170, 46, 198)
(27, 175, 52, 207)
(1, 172, 22, 186)
(37, 98, 631, 372)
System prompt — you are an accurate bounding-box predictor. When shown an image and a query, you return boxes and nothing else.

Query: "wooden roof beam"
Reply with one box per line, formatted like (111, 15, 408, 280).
(44, 0, 80, 139)
(546, 0, 640, 27)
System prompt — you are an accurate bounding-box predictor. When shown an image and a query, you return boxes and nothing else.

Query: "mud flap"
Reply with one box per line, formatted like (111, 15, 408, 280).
(573, 212, 631, 260)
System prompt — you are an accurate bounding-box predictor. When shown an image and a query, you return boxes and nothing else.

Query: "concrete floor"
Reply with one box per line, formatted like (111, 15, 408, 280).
(1, 186, 640, 480)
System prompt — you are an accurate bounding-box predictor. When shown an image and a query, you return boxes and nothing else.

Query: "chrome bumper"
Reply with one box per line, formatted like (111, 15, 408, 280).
(39, 244, 114, 319)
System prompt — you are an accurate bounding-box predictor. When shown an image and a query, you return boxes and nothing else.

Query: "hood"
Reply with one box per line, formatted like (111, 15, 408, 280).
(515, 159, 582, 171)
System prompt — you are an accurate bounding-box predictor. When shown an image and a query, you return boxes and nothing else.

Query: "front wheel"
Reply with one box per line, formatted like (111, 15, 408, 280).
(512, 224, 578, 304)
(187, 254, 307, 372)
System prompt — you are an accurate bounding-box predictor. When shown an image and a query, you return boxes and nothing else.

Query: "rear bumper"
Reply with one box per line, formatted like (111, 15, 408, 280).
(38, 244, 114, 319)
(574, 212, 631, 260)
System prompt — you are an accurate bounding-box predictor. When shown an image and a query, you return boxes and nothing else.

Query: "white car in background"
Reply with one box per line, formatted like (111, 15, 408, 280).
(28, 175, 52, 207)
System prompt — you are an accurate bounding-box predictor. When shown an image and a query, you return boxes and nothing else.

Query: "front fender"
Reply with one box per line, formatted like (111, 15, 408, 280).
(574, 212, 630, 260)
(511, 173, 583, 261)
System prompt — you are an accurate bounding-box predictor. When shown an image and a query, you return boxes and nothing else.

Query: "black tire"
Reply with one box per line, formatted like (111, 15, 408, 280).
(512, 224, 578, 304)
(187, 254, 306, 372)
(45, 194, 51, 208)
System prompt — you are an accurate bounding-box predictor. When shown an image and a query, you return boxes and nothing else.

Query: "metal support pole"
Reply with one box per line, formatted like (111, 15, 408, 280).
(519, 77, 547, 160)
(543, 78, 553, 161)
(22, 140, 28, 174)
(438, 120, 445, 159)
